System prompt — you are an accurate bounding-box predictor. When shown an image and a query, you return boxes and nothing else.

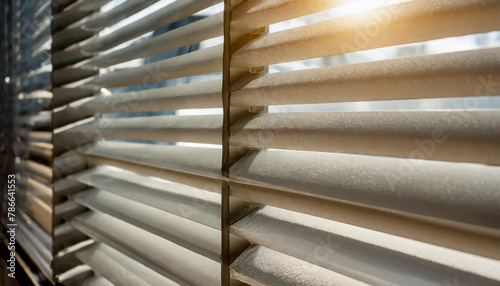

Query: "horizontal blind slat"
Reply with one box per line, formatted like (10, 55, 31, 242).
(53, 0, 222, 67)
(232, 0, 500, 67)
(230, 182, 500, 261)
(231, 245, 370, 286)
(72, 188, 222, 259)
(84, 141, 222, 178)
(81, 12, 224, 69)
(232, 0, 345, 31)
(232, 206, 500, 284)
(62, 79, 222, 114)
(232, 47, 500, 106)
(71, 211, 221, 285)
(75, 242, 181, 286)
(53, 0, 113, 31)
(230, 149, 500, 229)
(69, 45, 223, 89)
(71, 167, 222, 229)
(57, 115, 222, 147)
(52, 0, 160, 49)
(231, 110, 500, 164)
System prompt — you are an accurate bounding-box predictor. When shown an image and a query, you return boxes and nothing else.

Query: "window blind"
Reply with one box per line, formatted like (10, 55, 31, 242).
(225, 0, 500, 285)
(1, 0, 499, 285)
(2, 0, 55, 282)
(50, 0, 228, 285)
